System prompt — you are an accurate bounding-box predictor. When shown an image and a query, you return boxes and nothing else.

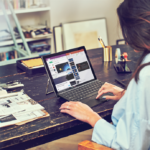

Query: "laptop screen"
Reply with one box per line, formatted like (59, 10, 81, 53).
(45, 48, 95, 92)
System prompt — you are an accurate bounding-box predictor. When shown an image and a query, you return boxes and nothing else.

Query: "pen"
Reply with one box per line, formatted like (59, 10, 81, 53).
(115, 78, 127, 88)
(98, 36, 105, 48)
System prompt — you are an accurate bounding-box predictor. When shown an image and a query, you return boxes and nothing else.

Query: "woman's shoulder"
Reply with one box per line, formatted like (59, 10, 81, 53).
(139, 53, 150, 79)
(139, 65, 150, 79)
(141, 53, 150, 64)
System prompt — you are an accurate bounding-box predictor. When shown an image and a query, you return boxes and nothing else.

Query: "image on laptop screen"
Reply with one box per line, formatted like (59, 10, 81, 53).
(46, 49, 95, 92)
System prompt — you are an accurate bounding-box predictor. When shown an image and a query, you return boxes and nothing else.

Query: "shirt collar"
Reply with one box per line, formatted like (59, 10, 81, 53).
(141, 53, 150, 64)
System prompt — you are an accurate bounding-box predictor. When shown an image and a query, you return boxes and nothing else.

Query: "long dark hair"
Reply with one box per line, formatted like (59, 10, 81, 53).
(117, 0, 150, 83)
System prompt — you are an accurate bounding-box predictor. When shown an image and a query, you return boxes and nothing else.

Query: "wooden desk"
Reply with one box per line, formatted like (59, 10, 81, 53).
(0, 45, 141, 150)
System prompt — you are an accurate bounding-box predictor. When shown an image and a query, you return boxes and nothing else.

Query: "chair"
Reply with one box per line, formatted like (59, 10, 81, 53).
(116, 39, 126, 45)
(78, 140, 113, 150)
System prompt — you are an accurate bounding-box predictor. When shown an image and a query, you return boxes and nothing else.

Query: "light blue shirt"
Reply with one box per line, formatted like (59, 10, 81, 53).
(92, 53, 150, 150)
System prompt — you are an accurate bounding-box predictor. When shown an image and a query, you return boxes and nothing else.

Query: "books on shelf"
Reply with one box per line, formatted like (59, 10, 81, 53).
(28, 40, 51, 56)
(19, 25, 52, 39)
(0, 38, 51, 62)
(13, 0, 32, 9)
(0, 51, 18, 62)
(10, 0, 47, 10)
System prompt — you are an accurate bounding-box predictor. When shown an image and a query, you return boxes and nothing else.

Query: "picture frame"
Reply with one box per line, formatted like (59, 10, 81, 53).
(53, 25, 64, 53)
(62, 18, 108, 50)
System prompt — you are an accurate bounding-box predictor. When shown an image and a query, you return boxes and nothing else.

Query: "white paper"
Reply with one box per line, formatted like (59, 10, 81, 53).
(0, 88, 7, 95)
(33, 110, 45, 117)
(0, 93, 18, 99)
(0, 91, 46, 128)
(0, 120, 20, 128)
(13, 111, 37, 122)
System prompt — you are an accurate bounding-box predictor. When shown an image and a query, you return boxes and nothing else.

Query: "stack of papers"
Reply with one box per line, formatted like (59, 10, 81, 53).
(0, 29, 20, 41)
(0, 91, 49, 128)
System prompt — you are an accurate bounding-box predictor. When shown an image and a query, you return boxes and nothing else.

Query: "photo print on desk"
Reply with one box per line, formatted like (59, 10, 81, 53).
(0, 92, 49, 128)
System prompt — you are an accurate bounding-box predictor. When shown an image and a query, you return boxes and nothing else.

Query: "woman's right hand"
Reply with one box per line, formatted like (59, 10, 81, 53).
(96, 82, 125, 101)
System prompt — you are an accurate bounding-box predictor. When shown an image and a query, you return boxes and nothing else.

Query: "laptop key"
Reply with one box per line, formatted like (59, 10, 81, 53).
(59, 80, 105, 102)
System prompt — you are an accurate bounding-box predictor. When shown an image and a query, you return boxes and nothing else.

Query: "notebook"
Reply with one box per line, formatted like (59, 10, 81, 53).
(42, 46, 112, 107)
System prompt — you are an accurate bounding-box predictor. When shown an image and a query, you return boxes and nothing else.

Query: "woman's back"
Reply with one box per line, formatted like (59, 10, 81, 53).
(110, 54, 150, 149)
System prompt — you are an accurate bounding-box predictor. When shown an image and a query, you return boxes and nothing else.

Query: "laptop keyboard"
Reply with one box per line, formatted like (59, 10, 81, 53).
(59, 80, 104, 101)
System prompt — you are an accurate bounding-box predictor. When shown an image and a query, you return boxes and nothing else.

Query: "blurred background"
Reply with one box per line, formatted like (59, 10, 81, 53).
(51, 0, 123, 48)
(0, 0, 124, 65)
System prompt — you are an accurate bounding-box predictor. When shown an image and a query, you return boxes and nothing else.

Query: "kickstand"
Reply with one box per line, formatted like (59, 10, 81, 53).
(46, 79, 54, 95)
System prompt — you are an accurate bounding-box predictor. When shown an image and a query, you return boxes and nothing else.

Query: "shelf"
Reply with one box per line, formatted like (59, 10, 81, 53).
(0, 34, 53, 47)
(0, 55, 35, 66)
(0, 51, 51, 66)
(0, 7, 51, 16)
(31, 51, 50, 57)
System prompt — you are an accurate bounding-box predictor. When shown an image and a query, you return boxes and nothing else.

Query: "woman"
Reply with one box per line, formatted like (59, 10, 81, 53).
(60, 0, 150, 149)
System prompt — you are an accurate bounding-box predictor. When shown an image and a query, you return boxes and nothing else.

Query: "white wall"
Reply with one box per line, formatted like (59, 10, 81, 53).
(51, 0, 123, 49)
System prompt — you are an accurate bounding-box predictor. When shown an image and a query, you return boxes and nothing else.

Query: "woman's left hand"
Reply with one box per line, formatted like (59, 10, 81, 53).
(60, 101, 101, 127)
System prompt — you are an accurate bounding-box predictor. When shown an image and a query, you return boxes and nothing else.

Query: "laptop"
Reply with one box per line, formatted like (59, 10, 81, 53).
(42, 46, 111, 107)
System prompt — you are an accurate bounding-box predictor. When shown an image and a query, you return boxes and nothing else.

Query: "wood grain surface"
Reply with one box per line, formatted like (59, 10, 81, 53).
(78, 140, 113, 150)
(0, 45, 141, 150)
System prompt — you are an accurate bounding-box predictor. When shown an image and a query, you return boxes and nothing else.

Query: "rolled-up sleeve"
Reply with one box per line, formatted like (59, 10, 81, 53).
(92, 112, 138, 150)
(92, 59, 150, 150)
(92, 119, 116, 147)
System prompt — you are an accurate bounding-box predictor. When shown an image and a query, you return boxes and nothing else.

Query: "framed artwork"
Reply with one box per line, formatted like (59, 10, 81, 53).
(53, 25, 64, 53)
(62, 18, 108, 50)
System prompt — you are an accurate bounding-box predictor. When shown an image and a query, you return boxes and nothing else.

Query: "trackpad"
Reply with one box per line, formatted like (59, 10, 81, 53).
(81, 94, 107, 108)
